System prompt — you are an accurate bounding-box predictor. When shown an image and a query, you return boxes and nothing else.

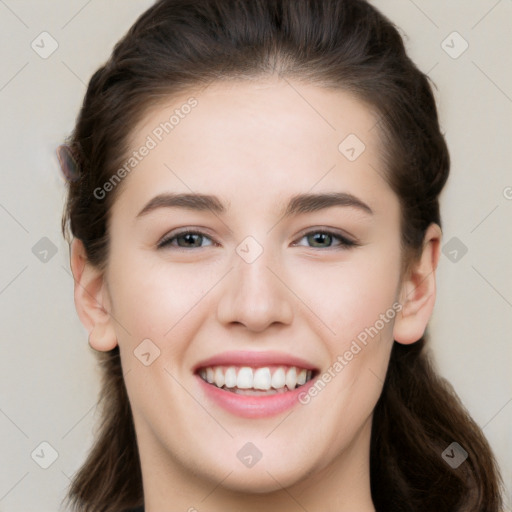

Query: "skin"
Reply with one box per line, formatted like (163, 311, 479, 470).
(71, 77, 441, 511)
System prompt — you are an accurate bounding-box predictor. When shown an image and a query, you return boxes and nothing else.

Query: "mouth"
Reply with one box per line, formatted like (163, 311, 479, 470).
(196, 365, 318, 396)
(193, 350, 320, 417)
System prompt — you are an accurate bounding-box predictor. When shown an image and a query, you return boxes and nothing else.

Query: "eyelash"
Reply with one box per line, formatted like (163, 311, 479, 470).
(157, 228, 358, 251)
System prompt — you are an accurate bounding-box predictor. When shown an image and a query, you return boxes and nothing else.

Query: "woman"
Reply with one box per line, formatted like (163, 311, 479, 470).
(58, 0, 505, 510)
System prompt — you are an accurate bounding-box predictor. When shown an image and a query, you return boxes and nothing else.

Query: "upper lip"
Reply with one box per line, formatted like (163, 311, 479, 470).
(193, 350, 319, 373)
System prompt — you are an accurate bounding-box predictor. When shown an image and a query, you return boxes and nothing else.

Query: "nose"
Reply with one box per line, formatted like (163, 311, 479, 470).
(216, 243, 294, 333)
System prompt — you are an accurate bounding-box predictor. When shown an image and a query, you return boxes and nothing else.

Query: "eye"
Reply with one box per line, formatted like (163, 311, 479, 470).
(157, 230, 216, 249)
(293, 229, 357, 249)
(157, 228, 358, 251)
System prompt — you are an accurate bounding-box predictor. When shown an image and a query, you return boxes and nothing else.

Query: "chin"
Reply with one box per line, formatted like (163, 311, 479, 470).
(213, 467, 307, 494)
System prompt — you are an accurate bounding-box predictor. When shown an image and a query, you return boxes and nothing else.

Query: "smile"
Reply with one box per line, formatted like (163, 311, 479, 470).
(198, 365, 315, 395)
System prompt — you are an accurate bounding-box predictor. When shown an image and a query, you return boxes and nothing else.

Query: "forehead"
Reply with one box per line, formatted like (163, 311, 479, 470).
(113, 78, 395, 220)
(130, 77, 381, 157)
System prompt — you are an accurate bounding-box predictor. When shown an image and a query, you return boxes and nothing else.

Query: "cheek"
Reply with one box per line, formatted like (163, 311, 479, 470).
(106, 250, 213, 350)
(294, 250, 400, 457)
(289, 243, 402, 347)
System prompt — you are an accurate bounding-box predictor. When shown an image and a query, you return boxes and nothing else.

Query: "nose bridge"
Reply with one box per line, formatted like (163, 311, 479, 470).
(216, 234, 294, 331)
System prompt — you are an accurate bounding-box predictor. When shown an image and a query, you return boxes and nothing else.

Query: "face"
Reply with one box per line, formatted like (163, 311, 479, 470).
(96, 78, 406, 501)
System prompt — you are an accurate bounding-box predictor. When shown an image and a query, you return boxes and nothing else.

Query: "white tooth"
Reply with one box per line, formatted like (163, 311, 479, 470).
(199, 368, 207, 380)
(214, 367, 225, 388)
(271, 367, 286, 389)
(297, 368, 307, 386)
(306, 370, 312, 381)
(224, 366, 237, 388)
(237, 367, 253, 389)
(285, 367, 298, 390)
(206, 367, 214, 383)
(253, 367, 272, 390)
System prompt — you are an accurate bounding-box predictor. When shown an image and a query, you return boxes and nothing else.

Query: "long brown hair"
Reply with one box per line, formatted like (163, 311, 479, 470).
(60, 1, 505, 510)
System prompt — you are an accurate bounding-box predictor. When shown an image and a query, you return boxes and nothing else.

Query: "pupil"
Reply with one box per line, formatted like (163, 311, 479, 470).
(182, 233, 199, 246)
(311, 233, 330, 246)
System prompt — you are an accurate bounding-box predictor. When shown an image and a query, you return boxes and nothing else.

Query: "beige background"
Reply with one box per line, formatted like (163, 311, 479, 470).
(0, 1, 510, 510)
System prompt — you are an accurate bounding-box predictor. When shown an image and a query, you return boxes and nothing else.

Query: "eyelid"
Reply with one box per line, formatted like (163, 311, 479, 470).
(294, 229, 359, 249)
(294, 225, 359, 245)
(157, 228, 218, 248)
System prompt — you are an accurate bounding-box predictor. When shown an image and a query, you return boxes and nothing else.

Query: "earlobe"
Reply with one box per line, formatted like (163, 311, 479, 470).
(70, 239, 118, 351)
(393, 223, 442, 345)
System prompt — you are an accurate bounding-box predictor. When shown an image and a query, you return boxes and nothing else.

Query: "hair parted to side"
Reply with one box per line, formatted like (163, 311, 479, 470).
(60, 1, 505, 511)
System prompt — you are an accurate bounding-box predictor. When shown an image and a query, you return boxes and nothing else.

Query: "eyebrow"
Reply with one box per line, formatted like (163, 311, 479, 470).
(136, 191, 373, 219)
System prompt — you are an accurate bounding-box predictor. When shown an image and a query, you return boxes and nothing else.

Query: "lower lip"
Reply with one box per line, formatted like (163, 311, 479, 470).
(196, 374, 317, 418)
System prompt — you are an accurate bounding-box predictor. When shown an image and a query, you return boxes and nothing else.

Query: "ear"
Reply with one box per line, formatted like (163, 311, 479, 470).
(393, 223, 442, 345)
(70, 238, 118, 351)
